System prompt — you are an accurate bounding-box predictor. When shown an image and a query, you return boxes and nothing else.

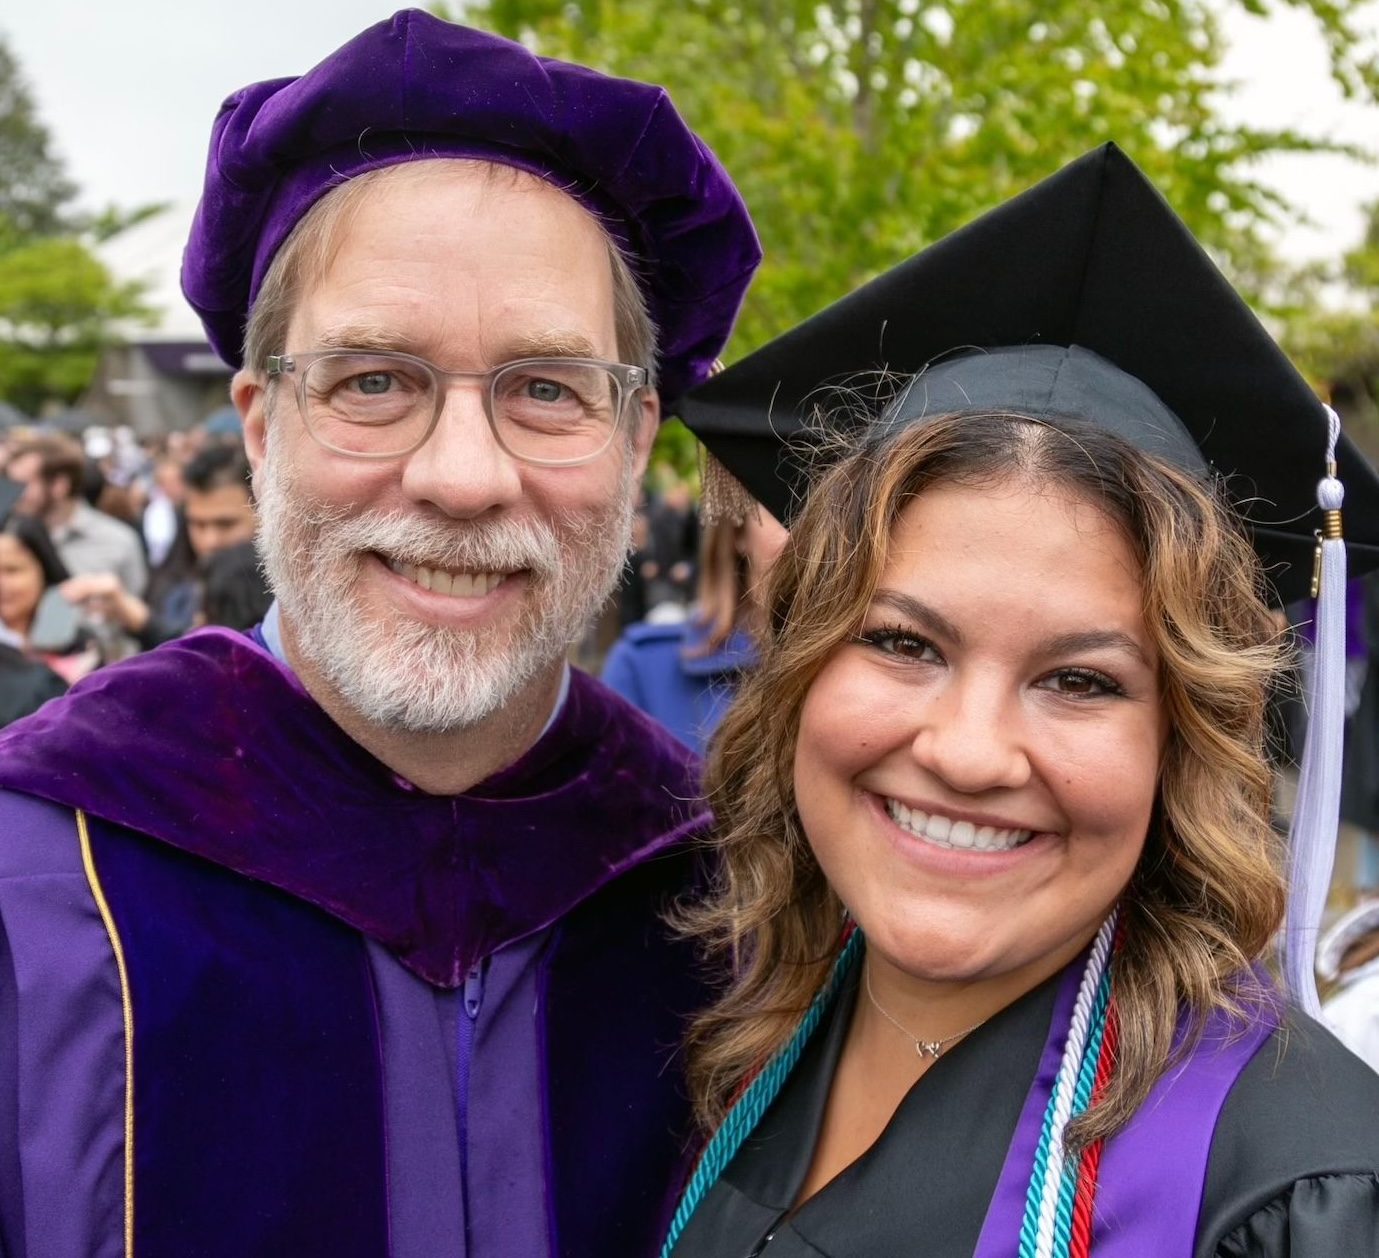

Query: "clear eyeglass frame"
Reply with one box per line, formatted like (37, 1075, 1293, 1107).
(265, 348, 650, 467)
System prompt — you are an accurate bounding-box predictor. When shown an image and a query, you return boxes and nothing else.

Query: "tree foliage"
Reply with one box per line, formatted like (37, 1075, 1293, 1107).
(1281, 200, 1379, 458)
(450, 0, 1379, 472)
(0, 233, 150, 414)
(0, 33, 153, 413)
(464, 0, 1375, 346)
(0, 35, 76, 239)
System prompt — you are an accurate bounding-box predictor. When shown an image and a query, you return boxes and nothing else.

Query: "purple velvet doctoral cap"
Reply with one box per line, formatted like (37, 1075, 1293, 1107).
(181, 8, 760, 404)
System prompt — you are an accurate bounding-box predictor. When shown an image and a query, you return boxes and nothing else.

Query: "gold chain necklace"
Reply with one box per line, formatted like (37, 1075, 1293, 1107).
(863, 962, 989, 1059)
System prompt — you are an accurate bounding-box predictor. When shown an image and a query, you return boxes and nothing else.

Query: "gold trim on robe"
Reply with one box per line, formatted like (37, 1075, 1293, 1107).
(77, 808, 135, 1255)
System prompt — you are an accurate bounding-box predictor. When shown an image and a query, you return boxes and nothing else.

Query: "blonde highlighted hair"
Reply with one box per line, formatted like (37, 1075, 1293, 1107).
(681, 411, 1287, 1151)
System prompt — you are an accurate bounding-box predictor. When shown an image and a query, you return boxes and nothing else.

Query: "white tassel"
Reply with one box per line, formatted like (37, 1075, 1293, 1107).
(1285, 406, 1347, 1018)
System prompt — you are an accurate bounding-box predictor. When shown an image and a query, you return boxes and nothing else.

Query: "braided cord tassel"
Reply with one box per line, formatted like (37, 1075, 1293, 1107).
(1285, 405, 1348, 1018)
(1019, 911, 1118, 1258)
(658, 929, 863, 1257)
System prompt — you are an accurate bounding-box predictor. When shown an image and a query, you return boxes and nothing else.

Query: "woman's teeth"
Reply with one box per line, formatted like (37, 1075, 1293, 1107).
(885, 799, 1033, 852)
(386, 559, 505, 597)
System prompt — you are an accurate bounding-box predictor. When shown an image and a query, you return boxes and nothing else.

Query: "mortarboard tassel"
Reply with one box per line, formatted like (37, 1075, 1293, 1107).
(698, 448, 759, 526)
(1284, 405, 1347, 1018)
(695, 358, 761, 527)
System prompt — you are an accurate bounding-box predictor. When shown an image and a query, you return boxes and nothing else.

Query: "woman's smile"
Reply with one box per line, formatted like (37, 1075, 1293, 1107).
(882, 797, 1035, 851)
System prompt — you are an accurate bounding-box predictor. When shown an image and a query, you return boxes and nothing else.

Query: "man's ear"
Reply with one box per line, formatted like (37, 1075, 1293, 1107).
(628, 390, 660, 482)
(233, 369, 269, 477)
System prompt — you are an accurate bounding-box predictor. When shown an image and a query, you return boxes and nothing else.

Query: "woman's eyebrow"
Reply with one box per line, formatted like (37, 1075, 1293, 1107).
(1040, 630, 1153, 666)
(871, 591, 1151, 666)
(871, 589, 963, 644)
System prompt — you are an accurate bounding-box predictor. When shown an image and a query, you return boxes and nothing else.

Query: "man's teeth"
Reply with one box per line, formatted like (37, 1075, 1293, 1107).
(885, 799, 1033, 852)
(387, 559, 505, 597)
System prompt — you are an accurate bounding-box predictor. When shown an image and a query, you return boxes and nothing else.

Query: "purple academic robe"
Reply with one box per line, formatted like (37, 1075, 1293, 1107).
(0, 627, 711, 1258)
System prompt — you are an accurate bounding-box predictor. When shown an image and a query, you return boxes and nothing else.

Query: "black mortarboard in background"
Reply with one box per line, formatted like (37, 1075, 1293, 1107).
(675, 142, 1379, 604)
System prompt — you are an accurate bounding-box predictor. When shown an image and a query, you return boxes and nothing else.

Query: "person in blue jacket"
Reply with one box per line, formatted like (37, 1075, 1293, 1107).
(602, 504, 786, 754)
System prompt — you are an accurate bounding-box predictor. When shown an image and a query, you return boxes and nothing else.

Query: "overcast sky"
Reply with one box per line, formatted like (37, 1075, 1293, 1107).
(3, 1, 1377, 330)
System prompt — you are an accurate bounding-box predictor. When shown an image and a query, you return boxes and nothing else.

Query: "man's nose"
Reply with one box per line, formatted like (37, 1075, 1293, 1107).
(398, 381, 524, 518)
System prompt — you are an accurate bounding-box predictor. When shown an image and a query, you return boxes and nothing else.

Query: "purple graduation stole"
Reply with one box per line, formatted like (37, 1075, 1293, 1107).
(83, 814, 391, 1257)
(974, 962, 1277, 1256)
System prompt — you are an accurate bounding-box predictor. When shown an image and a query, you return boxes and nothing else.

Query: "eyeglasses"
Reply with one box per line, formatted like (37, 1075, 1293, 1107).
(265, 349, 649, 466)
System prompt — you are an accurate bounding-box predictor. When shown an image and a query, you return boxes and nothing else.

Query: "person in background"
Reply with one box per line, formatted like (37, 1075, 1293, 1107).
(142, 452, 186, 569)
(182, 444, 256, 560)
(0, 636, 66, 728)
(0, 513, 98, 682)
(60, 444, 258, 648)
(602, 503, 786, 755)
(666, 145, 1379, 1257)
(5, 432, 147, 596)
(1319, 899, 1379, 1074)
(642, 479, 699, 611)
(0, 11, 759, 1255)
(0, 479, 67, 725)
(200, 539, 273, 631)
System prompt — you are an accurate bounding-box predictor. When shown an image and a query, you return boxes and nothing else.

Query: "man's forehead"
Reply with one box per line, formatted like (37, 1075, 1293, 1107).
(286, 166, 621, 363)
(186, 484, 252, 513)
(313, 159, 611, 264)
(5, 453, 40, 480)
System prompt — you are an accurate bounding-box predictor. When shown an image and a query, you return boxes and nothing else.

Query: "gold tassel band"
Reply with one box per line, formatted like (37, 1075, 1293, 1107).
(695, 358, 759, 526)
(698, 447, 758, 526)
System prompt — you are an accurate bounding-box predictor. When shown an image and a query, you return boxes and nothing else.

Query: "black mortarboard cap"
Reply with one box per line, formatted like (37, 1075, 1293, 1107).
(676, 142, 1379, 603)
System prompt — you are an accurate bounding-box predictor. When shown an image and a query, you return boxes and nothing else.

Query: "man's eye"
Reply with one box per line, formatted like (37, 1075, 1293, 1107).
(525, 378, 570, 403)
(350, 372, 396, 395)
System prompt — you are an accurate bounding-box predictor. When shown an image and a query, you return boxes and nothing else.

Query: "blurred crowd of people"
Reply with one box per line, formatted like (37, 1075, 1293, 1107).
(0, 420, 271, 726)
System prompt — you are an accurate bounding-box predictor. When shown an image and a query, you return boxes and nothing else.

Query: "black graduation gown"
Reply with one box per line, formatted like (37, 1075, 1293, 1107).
(0, 643, 66, 729)
(671, 965, 1379, 1257)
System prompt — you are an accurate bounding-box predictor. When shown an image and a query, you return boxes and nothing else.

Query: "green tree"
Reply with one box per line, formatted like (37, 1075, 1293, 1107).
(464, 0, 1375, 352)
(0, 231, 150, 413)
(1282, 202, 1379, 459)
(452, 0, 1379, 474)
(0, 34, 76, 238)
(0, 33, 155, 412)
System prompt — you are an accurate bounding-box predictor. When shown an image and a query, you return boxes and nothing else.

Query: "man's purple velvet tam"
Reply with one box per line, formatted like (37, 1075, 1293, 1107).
(180, 8, 760, 404)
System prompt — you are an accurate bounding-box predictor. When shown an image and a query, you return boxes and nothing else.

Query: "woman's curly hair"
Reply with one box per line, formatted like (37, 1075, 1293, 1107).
(679, 411, 1287, 1152)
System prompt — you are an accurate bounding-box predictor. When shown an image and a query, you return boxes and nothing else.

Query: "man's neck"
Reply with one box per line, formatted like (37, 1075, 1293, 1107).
(278, 615, 566, 796)
(45, 497, 77, 531)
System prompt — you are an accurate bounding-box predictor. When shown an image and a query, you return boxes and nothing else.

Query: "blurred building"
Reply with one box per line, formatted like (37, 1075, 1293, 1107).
(83, 204, 233, 437)
(85, 337, 232, 437)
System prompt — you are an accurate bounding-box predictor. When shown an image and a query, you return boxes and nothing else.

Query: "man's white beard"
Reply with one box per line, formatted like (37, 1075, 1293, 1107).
(255, 441, 634, 733)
